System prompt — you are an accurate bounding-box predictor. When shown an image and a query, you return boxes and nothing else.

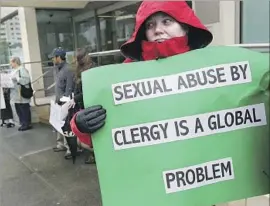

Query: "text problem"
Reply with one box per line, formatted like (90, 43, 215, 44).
(163, 158, 234, 193)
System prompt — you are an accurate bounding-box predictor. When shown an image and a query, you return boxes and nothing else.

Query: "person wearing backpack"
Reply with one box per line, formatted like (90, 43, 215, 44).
(10, 56, 32, 131)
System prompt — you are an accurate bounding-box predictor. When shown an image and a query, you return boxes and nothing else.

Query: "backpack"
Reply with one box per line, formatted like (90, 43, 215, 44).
(19, 70, 33, 99)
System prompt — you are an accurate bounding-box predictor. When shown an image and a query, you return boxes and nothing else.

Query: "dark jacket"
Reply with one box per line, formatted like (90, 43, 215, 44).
(64, 61, 96, 148)
(55, 62, 75, 103)
(73, 81, 84, 110)
(1, 88, 13, 121)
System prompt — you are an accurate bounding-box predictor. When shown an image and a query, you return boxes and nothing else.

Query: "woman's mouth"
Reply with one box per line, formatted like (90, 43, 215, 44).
(155, 38, 167, 42)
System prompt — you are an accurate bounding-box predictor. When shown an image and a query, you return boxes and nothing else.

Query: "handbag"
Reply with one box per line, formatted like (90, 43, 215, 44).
(19, 70, 33, 99)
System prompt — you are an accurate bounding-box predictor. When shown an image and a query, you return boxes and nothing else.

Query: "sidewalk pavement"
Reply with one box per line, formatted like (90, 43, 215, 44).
(0, 123, 101, 206)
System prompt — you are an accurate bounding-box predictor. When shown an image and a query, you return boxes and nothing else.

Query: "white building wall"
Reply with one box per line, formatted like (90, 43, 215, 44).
(194, 1, 237, 46)
(18, 7, 44, 98)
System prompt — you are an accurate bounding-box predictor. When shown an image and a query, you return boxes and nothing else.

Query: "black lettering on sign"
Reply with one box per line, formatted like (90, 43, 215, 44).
(114, 86, 124, 101)
(179, 120, 189, 136)
(176, 171, 186, 187)
(208, 107, 263, 131)
(239, 64, 248, 79)
(186, 73, 197, 88)
(163, 158, 234, 193)
(123, 84, 133, 99)
(216, 114, 226, 129)
(252, 108, 262, 123)
(230, 66, 240, 81)
(114, 130, 123, 146)
(208, 114, 217, 130)
(196, 71, 208, 86)
(114, 123, 169, 147)
(122, 130, 132, 145)
(178, 76, 189, 90)
(230, 64, 248, 81)
(235, 111, 244, 126)
(153, 79, 172, 94)
(165, 173, 176, 189)
(204, 165, 214, 181)
(141, 81, 152, 95)
(150, 125, 161, 141)
(221, 161, 233, 177)
(195, 118, 204, 133)
(140, 126, 151, 142)
(207, 69, 218, 84)
(178, 67, 228, 90)
(159, 123, 169, 139)
(130, 128, 140, 144)
(212, 163, 221, 178)
(216, 67, 226, 83)
(244, 109, 253, 124)
(196, 167, 205, 183)
(224, 112, 234, 127)
(133, 82, 143, 97)
(186, 169, 196, 184)
(174, 120, 189, 137)
(153, 80, 163, 94)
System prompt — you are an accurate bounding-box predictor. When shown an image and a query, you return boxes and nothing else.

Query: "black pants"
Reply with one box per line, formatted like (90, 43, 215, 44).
(15, 103, 31, 127)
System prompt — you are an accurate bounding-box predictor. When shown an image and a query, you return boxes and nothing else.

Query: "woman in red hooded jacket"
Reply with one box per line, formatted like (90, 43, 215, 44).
(70, 1, 213, 145)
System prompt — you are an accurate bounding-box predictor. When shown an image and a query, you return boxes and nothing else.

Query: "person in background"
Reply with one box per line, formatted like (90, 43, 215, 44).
(10, 57, 32, 131)
(70, 1, 213, 142)
(62, 48, 97, 163)
(73, 48, 97, 163)
(0, 87, 15, 128)
(49, 47, 75, 159)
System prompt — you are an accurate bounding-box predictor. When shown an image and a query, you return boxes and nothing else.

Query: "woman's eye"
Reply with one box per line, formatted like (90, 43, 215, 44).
(146, 22, 154, 29)
(163, 19, 173, 25)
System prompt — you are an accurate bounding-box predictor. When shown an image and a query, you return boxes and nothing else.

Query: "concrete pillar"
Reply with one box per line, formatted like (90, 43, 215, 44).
(219, 1, 237, 45)
(18, 7, 45, 98)
(197, 1, 237, 46)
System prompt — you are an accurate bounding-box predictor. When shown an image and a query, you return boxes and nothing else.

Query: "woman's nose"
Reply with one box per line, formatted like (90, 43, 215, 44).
(154, 24, 164, 35)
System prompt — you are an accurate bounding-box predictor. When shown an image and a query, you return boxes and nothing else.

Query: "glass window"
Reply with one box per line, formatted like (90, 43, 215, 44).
(240, 0, 269, 43)
(75, 18, 97, 53)
(0, 14, 23, 64)
(98, 2, 141, 65)
(36, 10, 74, 62)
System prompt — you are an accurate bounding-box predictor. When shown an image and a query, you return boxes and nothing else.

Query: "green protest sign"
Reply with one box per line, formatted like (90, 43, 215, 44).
(82, 46, 269, 206)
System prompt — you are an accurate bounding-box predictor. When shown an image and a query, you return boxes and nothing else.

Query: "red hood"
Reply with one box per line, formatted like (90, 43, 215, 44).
(120, 1, 213, 61)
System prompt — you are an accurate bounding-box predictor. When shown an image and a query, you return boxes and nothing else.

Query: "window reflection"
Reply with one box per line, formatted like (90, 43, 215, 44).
(0, 14, 23, 64)
(98, 2, 141, 65)
(76, 18, 97, 53)
(36, 10, 74, 62)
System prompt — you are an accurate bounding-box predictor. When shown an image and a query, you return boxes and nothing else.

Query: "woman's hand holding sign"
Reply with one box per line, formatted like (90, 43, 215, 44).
(75, 105, 107, 134)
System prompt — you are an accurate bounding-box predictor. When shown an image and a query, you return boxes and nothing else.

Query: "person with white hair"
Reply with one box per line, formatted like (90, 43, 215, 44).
(10, 56, 32, 131)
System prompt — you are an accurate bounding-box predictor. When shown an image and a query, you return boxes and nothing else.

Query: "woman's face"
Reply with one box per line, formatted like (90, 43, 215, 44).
(145, 12, 186, 42)
(10, 60, 17, 69)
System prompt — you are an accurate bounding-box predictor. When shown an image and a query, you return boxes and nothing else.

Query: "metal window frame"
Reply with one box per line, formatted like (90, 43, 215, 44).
(73, 1, 138, 23)
(87, 43, 270, 58)
(72, 1, 139, 63)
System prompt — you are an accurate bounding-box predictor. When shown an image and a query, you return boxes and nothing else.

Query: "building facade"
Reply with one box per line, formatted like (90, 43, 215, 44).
(0, 1, 269, 96)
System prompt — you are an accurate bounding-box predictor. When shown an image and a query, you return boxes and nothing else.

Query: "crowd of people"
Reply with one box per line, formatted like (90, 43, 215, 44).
(0, 48, 97, 164)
